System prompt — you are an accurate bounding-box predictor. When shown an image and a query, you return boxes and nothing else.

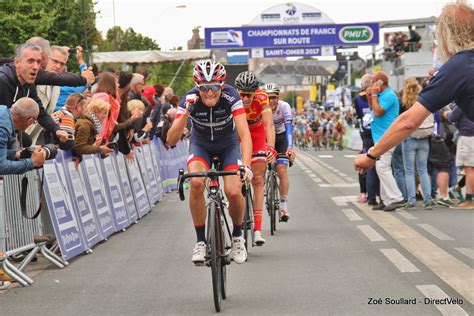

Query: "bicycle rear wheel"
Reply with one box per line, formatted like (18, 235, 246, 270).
(268, 175, 276, 235)
(209, 202, 223, 312)
(243, 187, 254, 252)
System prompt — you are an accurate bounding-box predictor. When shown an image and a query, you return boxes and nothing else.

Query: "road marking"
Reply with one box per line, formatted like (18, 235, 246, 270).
(308, 173, 317, 177)
(417, 224, 455, 241)
(396, 210, 418, 220)
(331, 196, 358, 206)
(353, 202, 474, 304)
(319, 183, 359, 188)
(342, 208, 362, 221)
(380, 249, 420, 272)
(338, 172, 348, 177)
(318, 155, 333, 158)
(416, 285, 468, 316)
(304, 170, 313, 174)
(344, 154, 357, 158)
(455, 248, 474, 260)
(344, 177, 356, 182)
(298, 153, 347, 185)
(312, 178, 322, 183)
(357, 225, 386, 241)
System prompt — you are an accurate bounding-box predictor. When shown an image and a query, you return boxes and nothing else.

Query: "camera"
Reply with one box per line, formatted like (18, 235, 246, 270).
(20, 144, 58, 161)
(106, 142, 118, 150)
(68, 48, 77, 54)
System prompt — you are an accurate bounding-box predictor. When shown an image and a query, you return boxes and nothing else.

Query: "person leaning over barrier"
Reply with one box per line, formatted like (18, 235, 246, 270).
(73, 98, 113, 164)
(354, 1, 473, 175)
(0, 97, 46, 175)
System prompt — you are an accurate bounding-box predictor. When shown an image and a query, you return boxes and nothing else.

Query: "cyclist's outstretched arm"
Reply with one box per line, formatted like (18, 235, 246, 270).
(234, 114, 252, 167)
(167, 110, 189, 146)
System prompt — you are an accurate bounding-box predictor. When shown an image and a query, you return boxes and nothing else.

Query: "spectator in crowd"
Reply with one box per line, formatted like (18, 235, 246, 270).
(367, 71, 405, 211)
(0, 43, 68, 144)
(354, 74, 380, 205)
(129, 73, 145, 101)
(401, 78, 434, 209)
(26, 45, 69, 145)
(407, 25, 422, 52)
(444, 106, 474, 209)
(150, 83, 165, 137)
(114, 71, 139, 158)
(0, 98, 45, 175)
(430, 105, 457, 206)
(93, 72, 121, 145)
(54, 46, 90, 110)
(26, 37, 94, 87)
(136, 66, 149, 84)
(354, 1, 474, 192)
(161, 86, 174, 115)
(73, 98, 113, 162)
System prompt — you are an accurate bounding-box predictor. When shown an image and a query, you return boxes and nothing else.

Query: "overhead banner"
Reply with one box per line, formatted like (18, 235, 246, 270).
(251, 46, 334, 58)
(205, 23, 379, 49)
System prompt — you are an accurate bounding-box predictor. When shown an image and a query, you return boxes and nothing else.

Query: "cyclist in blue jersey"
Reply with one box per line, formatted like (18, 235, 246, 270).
(167, 61, 252, 265)
(263, 83, 295, 221)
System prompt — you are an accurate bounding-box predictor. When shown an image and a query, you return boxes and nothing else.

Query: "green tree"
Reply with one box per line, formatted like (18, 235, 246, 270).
(0, 0, 99, 66)
(100, 26, 160, 52)
(148, 61, 195, 97)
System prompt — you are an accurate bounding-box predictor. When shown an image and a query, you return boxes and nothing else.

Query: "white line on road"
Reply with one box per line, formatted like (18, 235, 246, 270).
(342, 209, 362, 221)
(318, 155, 333, 158)
(417, 224, 455, 241)
(344, 155, 357, 158)
(338, 172, 348, 177)
(396, 210, 418, 220)
(380, 249, 420, 272)
(312, 178, 322, 183)
(416, 285, 468, 316)
(319, 183, 359, 188)
(357, 225, 386, 242)
(331, 196, 358, 206)
(304, 170, 313, 174)
(308, 173, 317, 178)
(455, 248, 474, 260)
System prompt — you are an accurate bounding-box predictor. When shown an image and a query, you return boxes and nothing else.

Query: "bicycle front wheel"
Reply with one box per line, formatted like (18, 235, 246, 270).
(209, 202, 223, 312)
(268, 175, 276, 235)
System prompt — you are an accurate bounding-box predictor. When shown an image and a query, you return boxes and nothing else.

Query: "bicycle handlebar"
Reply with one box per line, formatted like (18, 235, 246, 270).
(177, 167, 245, 201)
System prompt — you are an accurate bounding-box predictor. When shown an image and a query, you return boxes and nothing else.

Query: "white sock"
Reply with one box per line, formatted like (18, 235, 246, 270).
(280, 195, 288, 210)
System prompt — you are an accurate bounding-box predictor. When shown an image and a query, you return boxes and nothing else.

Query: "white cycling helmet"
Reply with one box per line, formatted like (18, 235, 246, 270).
(263, 82, 280, 96)
(193, 60, 227, 84)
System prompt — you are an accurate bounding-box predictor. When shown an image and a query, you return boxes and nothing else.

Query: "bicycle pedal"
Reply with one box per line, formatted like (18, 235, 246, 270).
(193, 261, 206, 267)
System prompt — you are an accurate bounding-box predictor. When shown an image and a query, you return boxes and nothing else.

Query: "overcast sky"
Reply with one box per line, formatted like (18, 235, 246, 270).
(94, 0, 447, 50)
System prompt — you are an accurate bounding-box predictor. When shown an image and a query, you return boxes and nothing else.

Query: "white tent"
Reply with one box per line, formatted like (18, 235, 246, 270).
(91, 49, 212, 65)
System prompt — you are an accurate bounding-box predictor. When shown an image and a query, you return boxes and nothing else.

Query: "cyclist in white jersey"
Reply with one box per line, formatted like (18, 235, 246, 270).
(263, 83, 295, 221)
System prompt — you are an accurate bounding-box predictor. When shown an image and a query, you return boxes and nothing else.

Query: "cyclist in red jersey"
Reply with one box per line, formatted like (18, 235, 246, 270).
(235, 71, 276, 246)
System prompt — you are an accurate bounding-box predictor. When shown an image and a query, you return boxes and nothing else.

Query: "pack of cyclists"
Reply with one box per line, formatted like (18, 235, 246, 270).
(167, 61, 297, 265)
(169, 60, 352, 268)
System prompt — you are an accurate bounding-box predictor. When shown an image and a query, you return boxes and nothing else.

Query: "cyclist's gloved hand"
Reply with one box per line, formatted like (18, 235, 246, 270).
(239, 165, 253, 182)
(185, 94, 198, 113)
(266, 145, 277, 163)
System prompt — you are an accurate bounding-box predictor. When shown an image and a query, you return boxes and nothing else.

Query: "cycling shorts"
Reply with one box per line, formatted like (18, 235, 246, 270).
(187, 138, 241, 171)
(275, 132, 289, 166)
(250, 124, 267, 164)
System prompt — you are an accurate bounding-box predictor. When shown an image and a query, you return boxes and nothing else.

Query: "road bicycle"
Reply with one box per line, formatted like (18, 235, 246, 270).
(178, 160, 244, 312)
(265, 161, 281, 235)
(242, 181, 254, 253)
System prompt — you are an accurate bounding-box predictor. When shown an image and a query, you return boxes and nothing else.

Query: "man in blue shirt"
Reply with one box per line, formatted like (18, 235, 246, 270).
(0, 98, 46, 175)
(368, 71, 405, 211)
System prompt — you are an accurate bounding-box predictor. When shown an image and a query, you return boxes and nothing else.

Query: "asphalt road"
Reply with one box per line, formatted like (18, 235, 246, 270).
(1, 148, 473, 315)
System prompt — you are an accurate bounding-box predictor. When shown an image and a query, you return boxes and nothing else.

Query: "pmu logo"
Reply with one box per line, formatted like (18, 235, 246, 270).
(210, 29, 244, 46)
(339, 26, 373, 43)
(285, 3, 297, 16)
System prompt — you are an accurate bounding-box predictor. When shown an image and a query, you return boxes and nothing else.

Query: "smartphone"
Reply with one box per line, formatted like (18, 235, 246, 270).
(68, 48, 77, 54)
(106, 142, 118, 150)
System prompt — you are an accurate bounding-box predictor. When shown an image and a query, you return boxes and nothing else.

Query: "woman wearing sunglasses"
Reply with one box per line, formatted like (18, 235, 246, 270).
(167, 60, 252, 265)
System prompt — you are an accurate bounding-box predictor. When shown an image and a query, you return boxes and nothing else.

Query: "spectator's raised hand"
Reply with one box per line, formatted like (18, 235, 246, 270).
(81, 67, 95, 85)
(75, 46, 85, 64)
(99, 145, 113, 157)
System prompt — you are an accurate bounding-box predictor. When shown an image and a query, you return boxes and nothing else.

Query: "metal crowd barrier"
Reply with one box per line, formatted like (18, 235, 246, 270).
(0, 140, 188, 287)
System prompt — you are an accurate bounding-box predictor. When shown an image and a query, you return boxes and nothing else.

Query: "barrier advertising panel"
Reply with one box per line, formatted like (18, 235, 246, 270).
(141, 144, 162, 202)
(43, 161, 87, 260)
(80, 156, 115, 238)
(126, 157, 151, 218)
(112, 154, 138, 223)
(99, 157, 130, 231)
(134, 147, 155, 206)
